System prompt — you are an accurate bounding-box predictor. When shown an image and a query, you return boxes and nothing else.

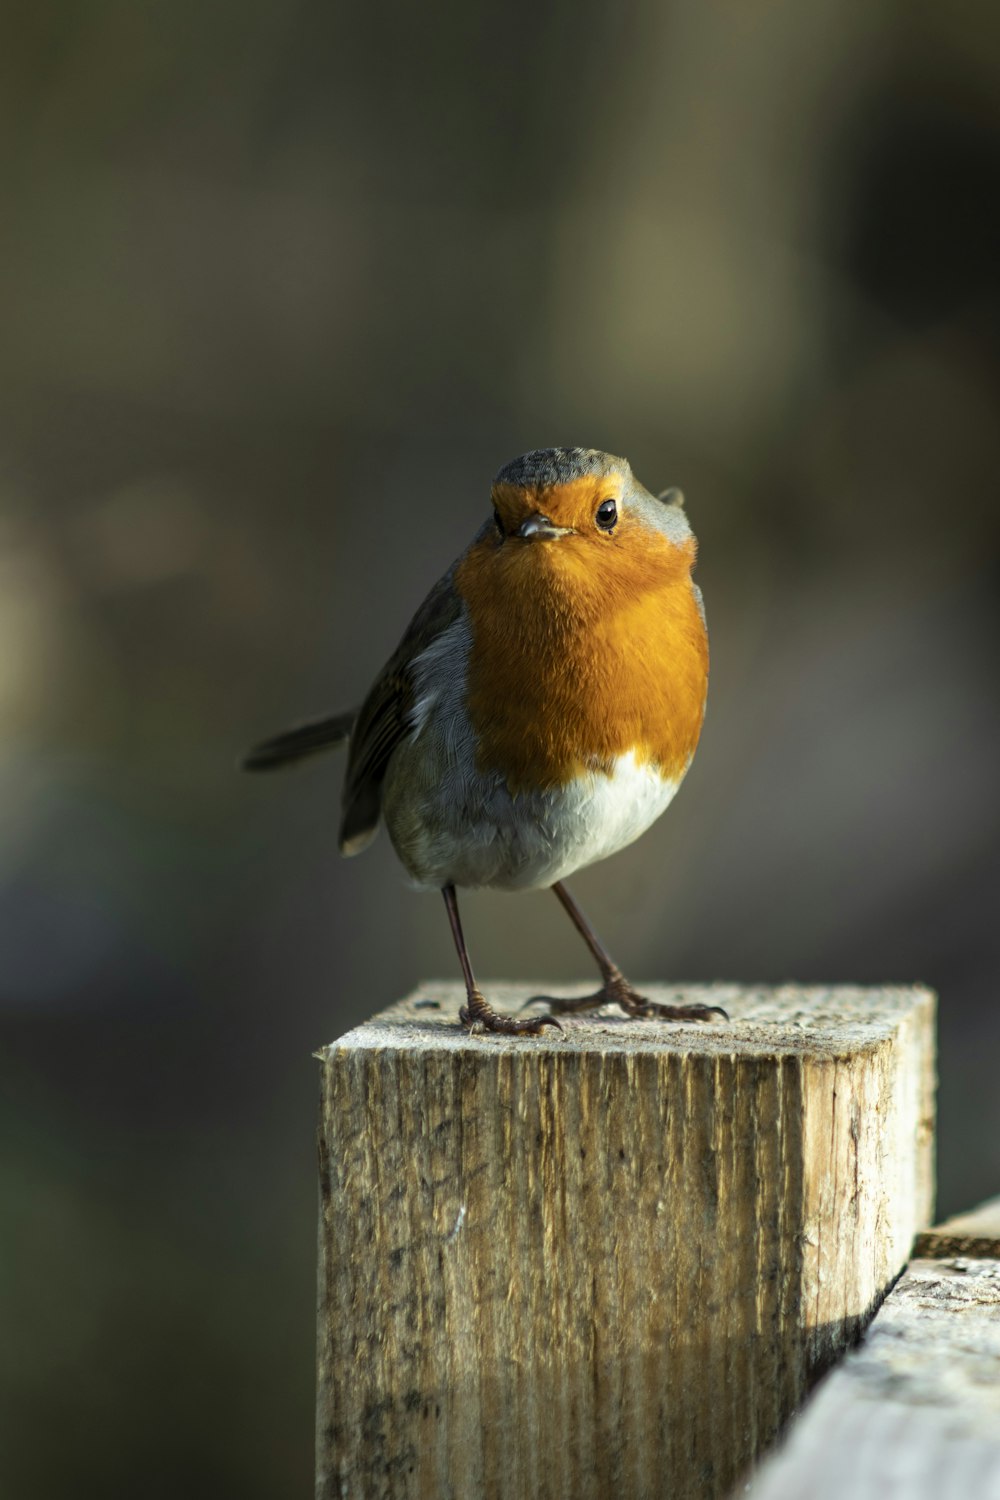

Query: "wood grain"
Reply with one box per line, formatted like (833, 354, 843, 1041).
(315, 983, 935, 1500)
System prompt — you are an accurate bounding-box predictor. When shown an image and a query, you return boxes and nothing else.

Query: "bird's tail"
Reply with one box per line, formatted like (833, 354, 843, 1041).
(242, 710, 355, 772)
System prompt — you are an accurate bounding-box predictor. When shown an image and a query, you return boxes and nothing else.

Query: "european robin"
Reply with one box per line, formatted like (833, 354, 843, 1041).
(245, 447, 727, 1035)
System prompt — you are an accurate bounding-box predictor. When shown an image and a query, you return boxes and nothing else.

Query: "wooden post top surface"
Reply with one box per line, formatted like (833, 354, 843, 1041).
(318, 981, 935, 1060)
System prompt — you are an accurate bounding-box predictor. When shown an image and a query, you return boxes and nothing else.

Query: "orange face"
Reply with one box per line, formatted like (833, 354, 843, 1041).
(492, 475, 623, 540)
(455, 478, 709, 792)
(483, 477, 695, 619)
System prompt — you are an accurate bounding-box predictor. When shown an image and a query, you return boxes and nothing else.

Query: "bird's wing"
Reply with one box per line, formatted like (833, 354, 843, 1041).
(339, 565, 462, 855)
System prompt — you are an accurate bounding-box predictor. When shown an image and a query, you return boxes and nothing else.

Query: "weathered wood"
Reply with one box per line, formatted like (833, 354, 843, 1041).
(315, 982, 935, 1500)
(914, 1194, 1000, 1261)
(745, 1255, 1000, 1499)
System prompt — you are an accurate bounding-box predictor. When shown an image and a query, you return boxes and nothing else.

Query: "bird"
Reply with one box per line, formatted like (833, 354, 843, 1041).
(244, 446, 727, 1036)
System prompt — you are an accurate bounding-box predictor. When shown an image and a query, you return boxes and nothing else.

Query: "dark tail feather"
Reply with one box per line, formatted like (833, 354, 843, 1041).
(242, 710, 355, 772)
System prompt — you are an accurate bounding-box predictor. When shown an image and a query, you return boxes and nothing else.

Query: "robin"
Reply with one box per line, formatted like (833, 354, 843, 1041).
(245, 447, 727, 1035)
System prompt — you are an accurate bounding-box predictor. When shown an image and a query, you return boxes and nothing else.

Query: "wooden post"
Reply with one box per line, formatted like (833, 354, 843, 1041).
(315, 983, 935, 1500)
(747, 1199, 1000, 1499)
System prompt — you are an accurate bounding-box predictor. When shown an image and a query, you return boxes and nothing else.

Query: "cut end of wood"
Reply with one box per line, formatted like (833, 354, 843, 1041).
(318, 980, 936, 1059)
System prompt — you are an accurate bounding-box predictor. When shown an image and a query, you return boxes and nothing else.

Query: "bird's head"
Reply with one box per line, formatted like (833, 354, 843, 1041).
(490, 446, 692, 547)
(475, 447, 696, 617)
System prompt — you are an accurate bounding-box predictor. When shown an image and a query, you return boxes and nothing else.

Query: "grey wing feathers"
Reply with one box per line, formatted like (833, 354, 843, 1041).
(243, 710, 355, 771)
(338, 566, 462, 856)
(337, 670, 409, 854)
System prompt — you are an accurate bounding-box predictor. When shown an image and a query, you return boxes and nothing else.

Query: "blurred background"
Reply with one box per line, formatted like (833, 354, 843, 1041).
(2, 0, 999, 1493)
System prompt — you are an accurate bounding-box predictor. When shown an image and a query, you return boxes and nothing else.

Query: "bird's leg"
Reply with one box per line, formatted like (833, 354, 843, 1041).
(524, 881, 728, 1023)
(442, 885, 561, 1036)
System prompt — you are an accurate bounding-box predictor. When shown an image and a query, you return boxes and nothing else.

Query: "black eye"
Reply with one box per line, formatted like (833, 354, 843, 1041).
(596, 498, 618, 531)
(493, 507, 504, 538)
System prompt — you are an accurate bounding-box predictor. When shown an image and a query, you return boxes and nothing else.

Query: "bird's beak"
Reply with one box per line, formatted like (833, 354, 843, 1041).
(517, 512, 574, 541)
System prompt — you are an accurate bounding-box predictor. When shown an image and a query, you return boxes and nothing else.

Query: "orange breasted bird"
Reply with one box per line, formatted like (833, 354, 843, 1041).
(244, 447, 727, 1035)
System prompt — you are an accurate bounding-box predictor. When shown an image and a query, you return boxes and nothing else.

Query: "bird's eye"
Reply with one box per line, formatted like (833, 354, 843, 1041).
(596, 498, 618, 531)
(493, 507, 504, 538)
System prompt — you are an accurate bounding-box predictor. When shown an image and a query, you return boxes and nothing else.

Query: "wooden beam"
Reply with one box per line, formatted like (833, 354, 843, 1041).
(315, 983, 935, 1500)
(745, 1254, 1000, 1499)
(913, 1194, 1000, 1261)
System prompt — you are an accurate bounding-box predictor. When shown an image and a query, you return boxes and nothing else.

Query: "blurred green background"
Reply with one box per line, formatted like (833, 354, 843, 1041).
(2, 1, 999, 1494)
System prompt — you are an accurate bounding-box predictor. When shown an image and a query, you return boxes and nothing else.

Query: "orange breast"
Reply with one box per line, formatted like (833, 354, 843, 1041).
(455, 526, 708, 793)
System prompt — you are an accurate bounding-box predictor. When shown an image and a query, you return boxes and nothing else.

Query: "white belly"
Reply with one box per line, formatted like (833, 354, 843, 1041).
(384, 744, 683, 892)
(379, 609, 688, 891)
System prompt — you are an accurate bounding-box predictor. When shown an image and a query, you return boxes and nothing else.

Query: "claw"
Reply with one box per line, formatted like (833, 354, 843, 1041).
(535, 992, 607, 1016)
(534, 1014, 563, 1033)
(638, 1000, 729, 1023)
(521, 983, 729, 1024)
(518, 994, 588, 1015)
(461, 992, 562, 1036)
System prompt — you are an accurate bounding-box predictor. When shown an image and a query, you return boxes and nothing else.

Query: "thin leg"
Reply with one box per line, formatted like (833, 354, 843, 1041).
(442, 886, 560, 1036)
(551, 880, 621, 983)
(522, 881, 728, 1023)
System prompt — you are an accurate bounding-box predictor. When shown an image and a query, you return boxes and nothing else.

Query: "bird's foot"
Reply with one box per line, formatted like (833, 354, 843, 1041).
(460, 988, 562, 1037)
(524, 971, 728, 1023)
